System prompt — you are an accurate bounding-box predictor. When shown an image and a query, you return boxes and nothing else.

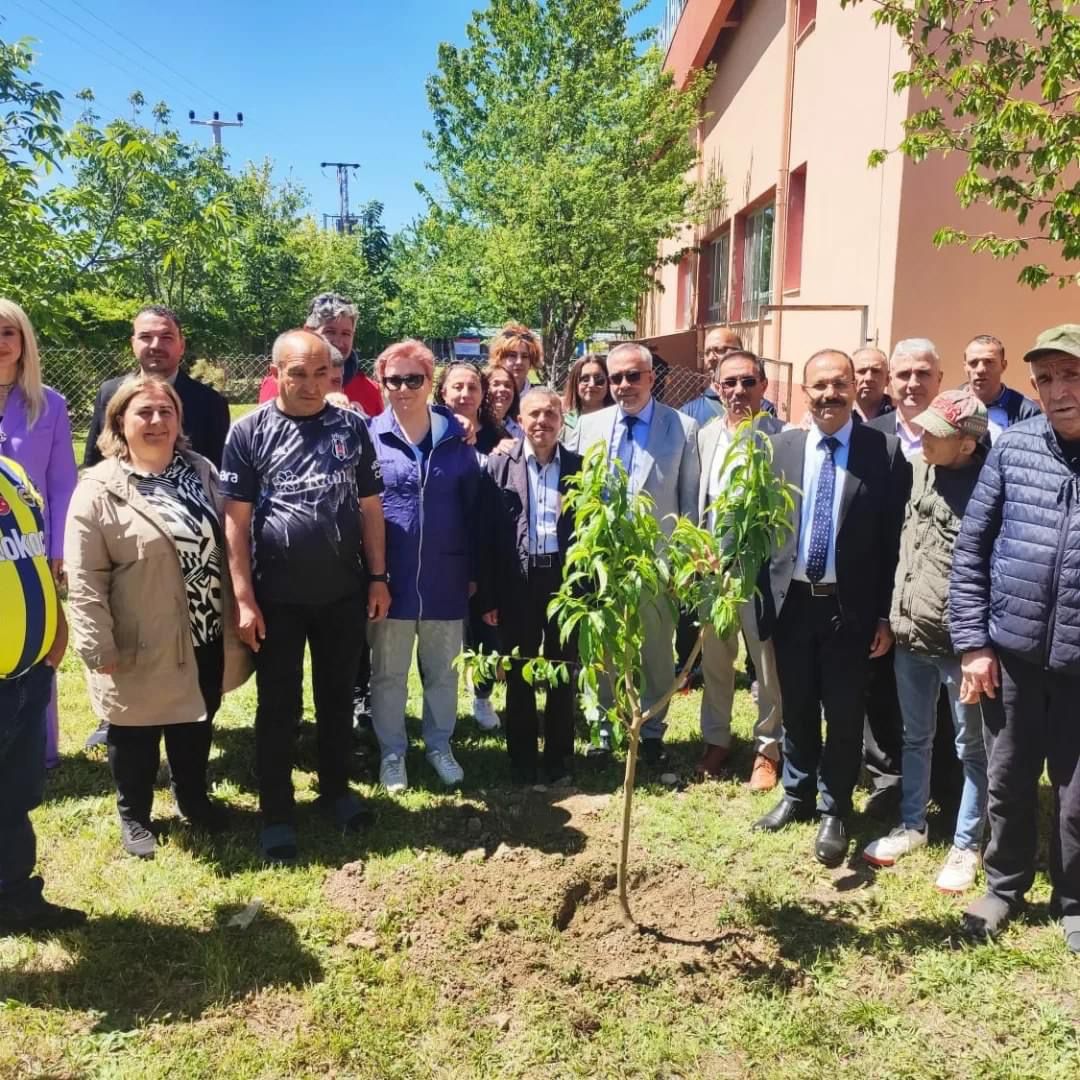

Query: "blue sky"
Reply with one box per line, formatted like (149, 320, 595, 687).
(5, 0, 666, 232)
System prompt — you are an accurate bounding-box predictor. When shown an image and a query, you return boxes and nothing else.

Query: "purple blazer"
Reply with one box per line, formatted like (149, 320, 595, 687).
(0, 385, 78, 558)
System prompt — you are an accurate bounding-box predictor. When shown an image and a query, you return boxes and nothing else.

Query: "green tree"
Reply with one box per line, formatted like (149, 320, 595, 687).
(846, 0, 1080, 288)
(420, 0, 710, 368)
(0, 34, 71, 330)
(462, 432, 793, 924)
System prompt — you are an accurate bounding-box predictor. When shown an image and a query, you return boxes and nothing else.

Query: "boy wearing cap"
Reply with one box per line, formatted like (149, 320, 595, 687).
(952, 324, 1080, 951)
(863, 389, 989, 892)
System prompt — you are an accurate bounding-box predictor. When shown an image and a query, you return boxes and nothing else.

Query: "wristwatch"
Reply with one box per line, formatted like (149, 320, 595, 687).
(369, 572, 389, 584)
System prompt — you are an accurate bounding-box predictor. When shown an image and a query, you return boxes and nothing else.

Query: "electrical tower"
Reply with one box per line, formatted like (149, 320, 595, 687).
(189, 110, 244, 147)
(321, 161, 361, 233)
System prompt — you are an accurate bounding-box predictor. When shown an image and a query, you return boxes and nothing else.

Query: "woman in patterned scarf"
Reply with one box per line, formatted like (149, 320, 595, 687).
(65, 374, 250, 859)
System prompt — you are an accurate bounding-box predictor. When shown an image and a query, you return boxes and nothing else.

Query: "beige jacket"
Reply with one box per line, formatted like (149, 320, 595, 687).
(64, 451, 252, 726)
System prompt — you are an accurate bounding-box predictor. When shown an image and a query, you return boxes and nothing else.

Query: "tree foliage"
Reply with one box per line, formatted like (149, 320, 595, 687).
(846, 0, 1080, 288)
(460, 429, 794, 924)
(417, 0, 710, 367)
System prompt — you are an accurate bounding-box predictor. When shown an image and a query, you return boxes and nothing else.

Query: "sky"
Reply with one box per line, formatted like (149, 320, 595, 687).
(4, 0, 667, 232)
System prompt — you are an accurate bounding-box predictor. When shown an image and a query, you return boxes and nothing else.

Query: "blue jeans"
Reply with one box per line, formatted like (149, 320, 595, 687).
(0, 663, 53, 907)
(894, 647, 987, 850)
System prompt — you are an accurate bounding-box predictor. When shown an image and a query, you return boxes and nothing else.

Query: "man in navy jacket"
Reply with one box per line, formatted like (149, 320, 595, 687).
(951, 323, 1080, 952)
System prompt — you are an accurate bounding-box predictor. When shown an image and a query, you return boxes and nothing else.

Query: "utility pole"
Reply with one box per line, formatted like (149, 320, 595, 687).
(320, 161, 361, 233)
(189, 110, 244, 147)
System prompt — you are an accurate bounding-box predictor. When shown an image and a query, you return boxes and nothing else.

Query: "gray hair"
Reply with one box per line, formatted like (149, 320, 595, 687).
(305, 292, 358, 330)
(327, 344, 345, 368)
(608, 342, 653, 368)
(852, 346, 888, 367)
(519, 385, 564, 412)
(717, 349, 768, 381)
(891, 338, 940, 367)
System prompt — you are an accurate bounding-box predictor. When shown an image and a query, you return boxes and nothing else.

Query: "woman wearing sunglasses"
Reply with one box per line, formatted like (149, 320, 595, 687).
(561, 354, 614, 437)
(368, 340, 482, 793)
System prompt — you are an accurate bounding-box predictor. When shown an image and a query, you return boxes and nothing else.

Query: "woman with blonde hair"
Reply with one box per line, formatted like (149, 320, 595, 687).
(65, 374, 250, 857)
(0, 299, 78, 769)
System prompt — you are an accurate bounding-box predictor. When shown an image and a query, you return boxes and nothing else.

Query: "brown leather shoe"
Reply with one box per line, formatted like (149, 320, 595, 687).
(748, 753, 779, 792)
(695, 744, 731, 779)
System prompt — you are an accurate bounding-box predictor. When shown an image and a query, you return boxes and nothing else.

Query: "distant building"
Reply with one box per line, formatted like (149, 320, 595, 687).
(641, 0, 1075, 417)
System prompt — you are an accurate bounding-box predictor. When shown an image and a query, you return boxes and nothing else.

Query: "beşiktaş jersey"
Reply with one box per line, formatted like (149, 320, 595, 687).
(220, 403, 384, 605)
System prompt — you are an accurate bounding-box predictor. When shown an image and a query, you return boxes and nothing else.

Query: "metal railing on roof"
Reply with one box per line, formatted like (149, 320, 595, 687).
(658, 0, 688, 54)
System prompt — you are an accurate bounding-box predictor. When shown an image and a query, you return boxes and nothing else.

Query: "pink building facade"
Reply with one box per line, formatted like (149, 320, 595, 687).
(640, 0, 1077, 418)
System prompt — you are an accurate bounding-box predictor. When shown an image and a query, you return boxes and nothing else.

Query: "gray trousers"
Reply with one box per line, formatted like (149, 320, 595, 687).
(699, 601, 783, 761)
(601, 593, 675, 741)
(369, 618, 463, 760)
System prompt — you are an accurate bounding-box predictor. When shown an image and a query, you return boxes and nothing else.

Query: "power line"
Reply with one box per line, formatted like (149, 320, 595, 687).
(64, 0, 223, 110)
(21, 0, 217, 114)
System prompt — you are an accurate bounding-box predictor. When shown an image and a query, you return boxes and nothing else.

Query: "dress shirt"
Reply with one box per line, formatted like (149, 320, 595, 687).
(895, 414, 923, 459)
(793, 417, 854, 584)
(609, 396, 655, 493)
(524, 441, 561, 555)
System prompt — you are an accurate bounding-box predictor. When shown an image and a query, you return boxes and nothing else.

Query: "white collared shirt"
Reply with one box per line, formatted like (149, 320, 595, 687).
(525, 441, 561, 555)
(895, 414, 923, 459)
(793, 417, 854, 584)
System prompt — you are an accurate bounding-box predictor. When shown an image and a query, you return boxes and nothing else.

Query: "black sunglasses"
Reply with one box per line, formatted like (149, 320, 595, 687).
(382, 373, 427, 390)
(609, 370, 646, 386)
(720, 376, 760, 390)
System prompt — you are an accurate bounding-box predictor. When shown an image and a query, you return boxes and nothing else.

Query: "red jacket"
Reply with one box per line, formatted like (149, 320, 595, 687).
(257, 372, 384, 417)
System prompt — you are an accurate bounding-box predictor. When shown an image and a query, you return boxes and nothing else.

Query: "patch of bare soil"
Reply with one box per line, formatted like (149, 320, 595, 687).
(326, 788, 783, 1002)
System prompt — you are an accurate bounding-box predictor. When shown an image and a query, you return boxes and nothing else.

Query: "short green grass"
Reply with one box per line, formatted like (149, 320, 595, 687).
(3, 654, 1079, 1079)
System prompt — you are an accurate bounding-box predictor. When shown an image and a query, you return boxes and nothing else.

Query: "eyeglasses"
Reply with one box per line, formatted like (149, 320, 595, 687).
(579, 373, 608, 385)
(719, 376, 759, 390)
(382, 373, 427, 390)
(609, 370, 646, 386)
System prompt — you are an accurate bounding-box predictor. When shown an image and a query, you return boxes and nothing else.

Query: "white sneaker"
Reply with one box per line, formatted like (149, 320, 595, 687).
(862, 825, 928, 867)
(426, 748, 464, 787)
(936, 845, 980, 894)
(379, 754, 408, 794)
(473, 697, 500, 731)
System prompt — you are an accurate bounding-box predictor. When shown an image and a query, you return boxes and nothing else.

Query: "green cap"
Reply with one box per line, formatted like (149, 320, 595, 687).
(1023, 324, 1080, 362)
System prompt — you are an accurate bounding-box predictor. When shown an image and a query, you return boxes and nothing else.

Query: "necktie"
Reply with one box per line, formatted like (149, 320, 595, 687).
(806, 435, 840, 583)
(618, 415, 639, 484)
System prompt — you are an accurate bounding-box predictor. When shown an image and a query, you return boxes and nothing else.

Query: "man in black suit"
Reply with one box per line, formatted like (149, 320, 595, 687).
(480, 388, 583, 785)
(84, 305, 230, 468)
(754, 349, 911, 865)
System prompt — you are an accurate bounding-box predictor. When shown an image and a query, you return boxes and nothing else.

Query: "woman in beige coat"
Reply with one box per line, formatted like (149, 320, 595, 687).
(65, 374, 250, 858)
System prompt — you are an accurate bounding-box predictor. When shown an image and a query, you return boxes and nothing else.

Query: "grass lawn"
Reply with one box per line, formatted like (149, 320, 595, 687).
(3, 651, 1079, 1080)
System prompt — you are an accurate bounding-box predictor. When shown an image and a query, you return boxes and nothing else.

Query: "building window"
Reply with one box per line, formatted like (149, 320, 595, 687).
(741, 203, 774, 321)
(704, 230, 730, 325)
(676, 255, 693, 329)
(797, 0, 817, 38)
(785, 165, 806, 293)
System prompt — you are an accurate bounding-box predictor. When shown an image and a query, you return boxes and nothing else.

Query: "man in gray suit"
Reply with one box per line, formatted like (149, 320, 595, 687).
(696, 350, 785, 789)
(567, 342, 700, 766)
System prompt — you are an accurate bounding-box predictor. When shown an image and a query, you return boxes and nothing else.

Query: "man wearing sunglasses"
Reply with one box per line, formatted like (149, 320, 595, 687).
(681, 327, 744, 428)
(566, 342, 700, 767)
(695, 351, 785, 790)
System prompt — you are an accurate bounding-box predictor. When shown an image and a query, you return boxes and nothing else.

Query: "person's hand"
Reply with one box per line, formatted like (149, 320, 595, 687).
(455, 414, 478, 446)
(45, 616, 69, 669)
(236, 597, 266, 653)
(368, 581, 391, 622)
(482, 609, 499, 627)
(868, 619, 894, 659)
(468, 580, 478, 598)
(49, 558, 64, 583)
(960, 647, 1000, 704)
(491, 437, 516, 456)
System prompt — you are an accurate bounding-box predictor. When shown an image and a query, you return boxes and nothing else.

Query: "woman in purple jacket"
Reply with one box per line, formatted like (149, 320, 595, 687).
(368, 339, 481, 794)
(0, 300, 78, 768)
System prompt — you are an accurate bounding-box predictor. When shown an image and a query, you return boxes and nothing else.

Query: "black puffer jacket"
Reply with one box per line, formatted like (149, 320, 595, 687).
(950, 415, 1080, 673)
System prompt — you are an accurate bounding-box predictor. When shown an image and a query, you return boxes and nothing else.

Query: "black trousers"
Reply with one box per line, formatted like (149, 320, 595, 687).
(863, 650, 903, 794)
(500, 564, 576, 776)
(981, 651, 1080, 915)
(255, 594, 366, 826)
(773, 584, 871, 817)
(107, 640, 224, 823)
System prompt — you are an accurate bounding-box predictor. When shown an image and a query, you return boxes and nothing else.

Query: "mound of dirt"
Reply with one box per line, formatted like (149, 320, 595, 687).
(326, 789, 779, 999)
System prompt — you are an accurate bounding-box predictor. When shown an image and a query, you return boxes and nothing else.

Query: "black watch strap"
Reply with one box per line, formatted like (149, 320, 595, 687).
(369, 572, 389, 584)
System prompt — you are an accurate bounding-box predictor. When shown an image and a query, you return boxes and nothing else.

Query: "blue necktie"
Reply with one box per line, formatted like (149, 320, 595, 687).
(806, 435, 840, 583)
(618, 415, 639, 484)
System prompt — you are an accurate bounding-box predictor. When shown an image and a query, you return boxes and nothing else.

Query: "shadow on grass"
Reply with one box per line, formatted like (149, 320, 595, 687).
(0, 903, 321, 1032)
(43, 752, 115, 802)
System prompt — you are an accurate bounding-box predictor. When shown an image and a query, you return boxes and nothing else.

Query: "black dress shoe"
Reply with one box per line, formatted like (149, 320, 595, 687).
(640, 740, 668, 768)
(814, 814, 848, 866)
(753, 796, 814, 832)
